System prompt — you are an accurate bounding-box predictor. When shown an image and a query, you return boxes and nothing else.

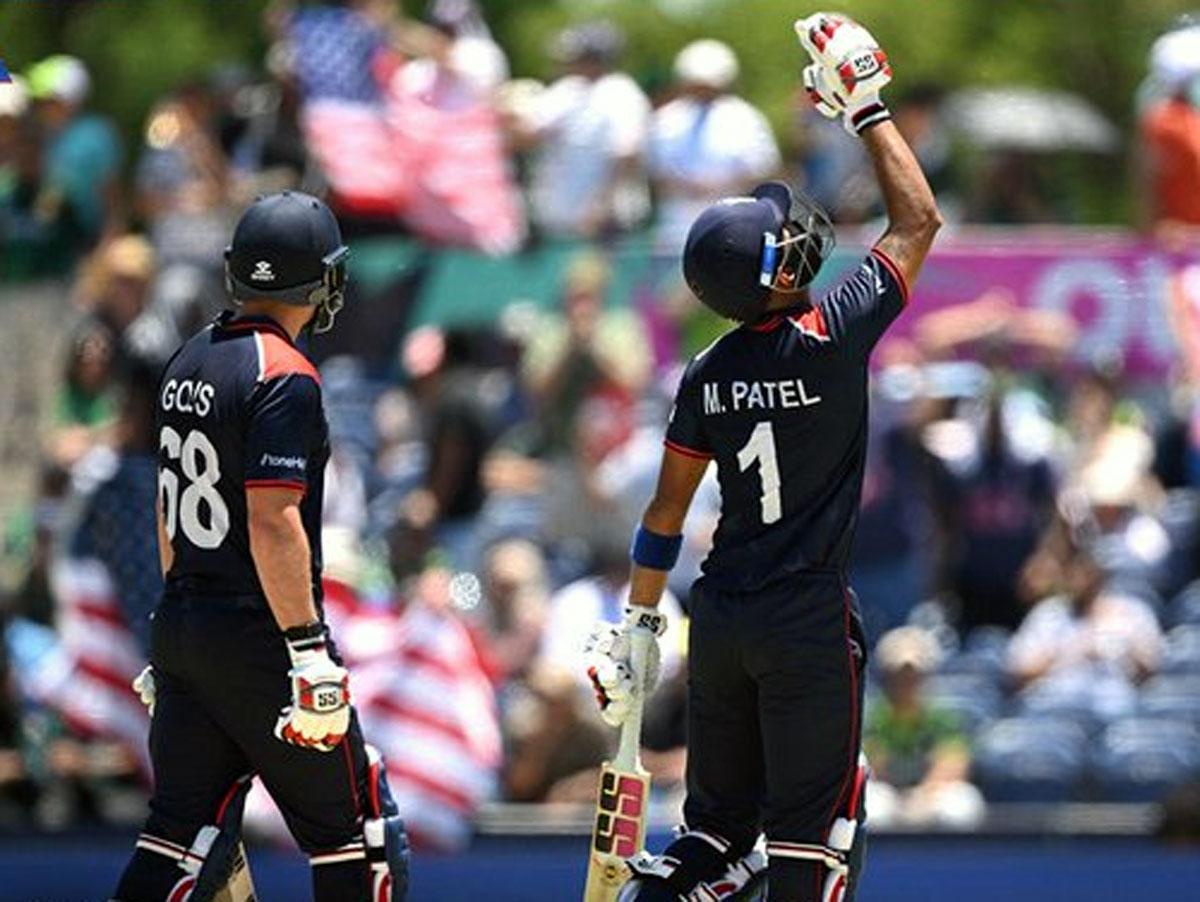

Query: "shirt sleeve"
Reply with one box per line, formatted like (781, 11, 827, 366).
(817, 248, 910, 358)
(244, 374, 322, 492)
(664, 359, 712, 460)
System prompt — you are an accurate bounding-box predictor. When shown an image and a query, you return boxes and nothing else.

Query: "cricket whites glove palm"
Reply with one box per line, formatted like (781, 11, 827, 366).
(796, 11, 892, 135)
(275, 625, 351, 752)
(584, 606, 667, 728)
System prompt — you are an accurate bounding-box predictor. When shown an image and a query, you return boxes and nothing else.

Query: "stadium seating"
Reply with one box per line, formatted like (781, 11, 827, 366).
(1090, 717, 1200, 802)
(1159, 625, 1200, 675)
(974, 717, 1088, 802)
(925, 673, 1004, 736)
(1138, 675, 1200, 725)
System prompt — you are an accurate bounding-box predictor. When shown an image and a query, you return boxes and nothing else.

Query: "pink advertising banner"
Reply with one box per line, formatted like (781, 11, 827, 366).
(831, 230, 1200, 378)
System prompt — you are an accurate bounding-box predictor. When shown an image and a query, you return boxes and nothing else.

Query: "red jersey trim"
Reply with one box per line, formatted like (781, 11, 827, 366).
(790, 306, 831, 342)
(748, 316, 782, 333)
(870, 247, 910, 304)
(245, 478, 307, 494)
(664, 438, 713, 460)
(253, 331, 321, 384)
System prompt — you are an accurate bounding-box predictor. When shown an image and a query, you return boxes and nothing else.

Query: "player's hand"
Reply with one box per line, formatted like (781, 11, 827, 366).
(583, 606, 666, 728)
(795, 12, 892, 135)
(133, 665, 155, 715)
(275, 625, 351, 753)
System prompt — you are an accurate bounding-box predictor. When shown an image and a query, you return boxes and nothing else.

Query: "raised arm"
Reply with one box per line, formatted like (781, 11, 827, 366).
(863, 121, 942, 289)
(796, 12, 942, 288)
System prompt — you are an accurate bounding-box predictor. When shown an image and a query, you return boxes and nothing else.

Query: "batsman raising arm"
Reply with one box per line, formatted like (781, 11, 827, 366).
(585, 12, 940, 902)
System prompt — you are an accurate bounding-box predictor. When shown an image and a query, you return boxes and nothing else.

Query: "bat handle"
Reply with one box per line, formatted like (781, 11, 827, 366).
(617, 630, 653, 766)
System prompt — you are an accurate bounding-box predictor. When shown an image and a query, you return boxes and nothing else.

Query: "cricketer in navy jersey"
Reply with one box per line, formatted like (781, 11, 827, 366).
(665, 249, 908, 594)
(157, 311, 329, 600)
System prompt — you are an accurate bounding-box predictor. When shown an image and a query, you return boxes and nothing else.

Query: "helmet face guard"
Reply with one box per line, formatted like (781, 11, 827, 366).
(759, 189, 835, 295)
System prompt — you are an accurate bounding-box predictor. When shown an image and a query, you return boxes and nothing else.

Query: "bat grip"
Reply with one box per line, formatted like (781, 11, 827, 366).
(616, 630, 653, 766)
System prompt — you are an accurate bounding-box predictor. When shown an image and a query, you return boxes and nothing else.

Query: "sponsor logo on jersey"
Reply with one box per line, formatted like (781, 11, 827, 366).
(260, 452, 307, 471)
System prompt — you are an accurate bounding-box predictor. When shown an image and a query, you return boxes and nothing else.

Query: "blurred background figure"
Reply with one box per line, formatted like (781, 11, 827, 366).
(865, 627, 984, 828)
(1138, 18, 1200, 235)
(24, 56, 122, 255)
(1008, 518, 1164, 722)
(649, 39, 780, 253)
(512, 20, 650, 240)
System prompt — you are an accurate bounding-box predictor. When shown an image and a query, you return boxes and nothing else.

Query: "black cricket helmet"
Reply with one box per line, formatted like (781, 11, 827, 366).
(682, 182, 834, 323)
(224, 191, 350, 333)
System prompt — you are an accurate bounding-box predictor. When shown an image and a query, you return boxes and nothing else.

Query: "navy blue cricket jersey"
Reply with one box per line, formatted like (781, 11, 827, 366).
(155, 312, 328, 600)
(666, 249, 909, 593)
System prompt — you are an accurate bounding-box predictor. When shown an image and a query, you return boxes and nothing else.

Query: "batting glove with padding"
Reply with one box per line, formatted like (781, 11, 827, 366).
(275, 622, 351, 752)
(584, 606, 667, 728)
(795, 11, 893, 135)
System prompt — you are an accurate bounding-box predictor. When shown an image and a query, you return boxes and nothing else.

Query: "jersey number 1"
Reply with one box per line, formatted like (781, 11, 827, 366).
(737, 421, 782, 524)
(159, 426, 230, 549)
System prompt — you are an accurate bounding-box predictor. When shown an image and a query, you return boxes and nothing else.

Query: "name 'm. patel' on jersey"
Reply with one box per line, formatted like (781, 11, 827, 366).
(665, 249, 909, 594)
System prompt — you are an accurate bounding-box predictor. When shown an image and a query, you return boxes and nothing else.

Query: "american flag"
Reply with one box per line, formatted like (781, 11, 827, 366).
(244, 578, 502, 852)
(290, 5, 410, 217)
(18, 558, 152, 776)
(289, 3, 524, 252)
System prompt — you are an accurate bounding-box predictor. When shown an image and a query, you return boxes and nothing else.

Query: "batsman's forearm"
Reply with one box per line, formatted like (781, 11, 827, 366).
(861, 121, 941, 271)
(249, 507, 320, 631)
(628, 562, 670, 608)
(863, 121, 939, 234)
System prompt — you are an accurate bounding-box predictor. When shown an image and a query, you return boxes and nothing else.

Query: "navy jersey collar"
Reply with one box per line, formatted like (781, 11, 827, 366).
(216, 310, 296, 346)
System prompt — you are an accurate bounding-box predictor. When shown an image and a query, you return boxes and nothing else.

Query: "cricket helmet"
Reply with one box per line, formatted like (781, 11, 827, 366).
(682, 181, 834, 323)
(225, 191, 350, 333)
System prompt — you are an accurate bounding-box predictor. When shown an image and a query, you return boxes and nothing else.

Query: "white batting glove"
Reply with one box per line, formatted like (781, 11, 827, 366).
(274, 623, 351, 753)
(795, 12, 892, 135)
(133, 665, 155, 715)
(584, 606, 667, 728)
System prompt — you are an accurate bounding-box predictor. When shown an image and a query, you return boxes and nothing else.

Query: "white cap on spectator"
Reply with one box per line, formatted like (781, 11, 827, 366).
(1150, 25, 1200, 89)
(876, 626, 941, 674)
(0, 75, 28, 118)
(26, 54, 90, 105)
(674, 39, 739, 90)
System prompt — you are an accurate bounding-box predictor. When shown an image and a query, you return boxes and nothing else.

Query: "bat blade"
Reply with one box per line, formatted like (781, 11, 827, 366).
(583, 759, 650, 902)
(213, 842, 258, 902)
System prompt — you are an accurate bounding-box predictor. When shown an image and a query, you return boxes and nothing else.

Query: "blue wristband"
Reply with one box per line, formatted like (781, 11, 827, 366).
(631, 525, 683, 571)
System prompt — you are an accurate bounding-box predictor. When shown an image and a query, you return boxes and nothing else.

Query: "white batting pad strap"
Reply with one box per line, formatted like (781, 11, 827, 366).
(766, 841, 847, 871)
(310, 841, 366, 866)
(681, 828, 731, 855)
(135, 833, 199, 865)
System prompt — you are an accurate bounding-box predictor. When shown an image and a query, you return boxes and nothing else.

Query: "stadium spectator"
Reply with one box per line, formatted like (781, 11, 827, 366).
(1138, 23, 1200, 233)
(477, 539, 550, 685)
(64, 364, 162, 651)
(864, 627, 984, 827)
(501, 663, 610, 803)
(512, 21, 650, 239)
(71, 235, 178, 367)
(46, 322, 118, 470)
(521, 252, 650, 458)
(648, 39, 780, 253)
(135, 82, 233, 272)
(928, 388, 1057, 632)
(1009, 521, 1164, 721)
(24, 56, 122, 253)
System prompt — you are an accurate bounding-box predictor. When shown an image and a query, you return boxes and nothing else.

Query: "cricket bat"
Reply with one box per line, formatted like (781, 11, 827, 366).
(213, 842, 258, 902)
(583, 632, 653, 902)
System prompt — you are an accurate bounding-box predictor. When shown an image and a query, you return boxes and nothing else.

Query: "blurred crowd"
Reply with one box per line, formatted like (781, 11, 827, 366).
(3, 0, 1200, 848)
